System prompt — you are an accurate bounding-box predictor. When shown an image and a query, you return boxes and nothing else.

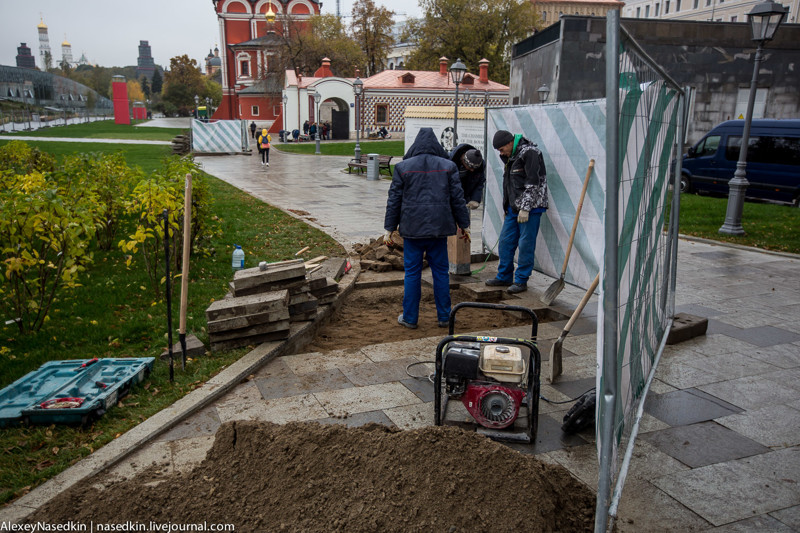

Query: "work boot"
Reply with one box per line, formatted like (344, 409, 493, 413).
(485, 278, 512, 287)
(507, 283, 528, 294)
(438, 320, 449, 328)
(397, 314, 417, 329)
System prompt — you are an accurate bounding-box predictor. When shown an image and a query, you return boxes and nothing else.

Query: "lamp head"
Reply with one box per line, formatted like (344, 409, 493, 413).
(537, 84, 550, 103)
(748, 0, 787, 42)
(313, 91, 321, 104)
(353, 77, 363, 96)
(449, 58, 466, 85)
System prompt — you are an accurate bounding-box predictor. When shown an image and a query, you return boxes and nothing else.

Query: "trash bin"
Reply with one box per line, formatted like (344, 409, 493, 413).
(367, 153, 380, 181)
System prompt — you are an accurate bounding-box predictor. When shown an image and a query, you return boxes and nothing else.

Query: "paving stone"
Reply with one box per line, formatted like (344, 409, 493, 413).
(216, 393, 328, 424)
(683, 351, 780, 381)
(644, 388, 744, 426)
(698, 375, 800, 411)
(106, 440, 173, 481)
(667, 313, 708, 344)
(339, 358, 417, 387)
(400, 377, 435, 403)
(652, 448, 800, 526)
(706, 319, 745, 337)
(537, 442, 599, 487)
(704, 514, 797, 532)
(676, 303, 725, 318)
(504, 413, 588, 455)
(170, 435, 215, 474)
(715, 404, 800, 448)
(156, 404, 221, 442)
(312, 409, 396, 428)
(725, 325, 800, 348)
(615, 479, 709, 533)
(640, 421, 770, 468)
(384, 402, 434, 429)
(769, 506, 800, 531)
(282, 348, 371, 374)
(549, 376, 596, 400)
(313, 382, 421, 416)
(655, 360, 732, 390)
(360, 339, 433, 362)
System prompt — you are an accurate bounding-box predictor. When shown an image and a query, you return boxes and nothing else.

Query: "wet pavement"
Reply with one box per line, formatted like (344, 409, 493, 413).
(2, 139, 799, 531)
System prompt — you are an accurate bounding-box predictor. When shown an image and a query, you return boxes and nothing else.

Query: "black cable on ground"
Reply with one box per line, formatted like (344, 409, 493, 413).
(540, 387, 596, 405)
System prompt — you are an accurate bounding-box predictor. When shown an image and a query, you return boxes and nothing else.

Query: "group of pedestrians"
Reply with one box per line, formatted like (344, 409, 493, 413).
(304, 120, 331, 140)
(384, 127, 548, 328)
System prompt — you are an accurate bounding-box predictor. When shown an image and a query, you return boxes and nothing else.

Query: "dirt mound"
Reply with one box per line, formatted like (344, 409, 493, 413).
(28, 421, 595, 532)
(307, 285, 534, 352)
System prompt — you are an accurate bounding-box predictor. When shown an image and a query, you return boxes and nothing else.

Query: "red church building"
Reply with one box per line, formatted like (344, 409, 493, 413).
(211, 0, 320, 126)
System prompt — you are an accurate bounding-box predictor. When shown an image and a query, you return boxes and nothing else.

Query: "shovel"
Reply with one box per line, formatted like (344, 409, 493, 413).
(541, 159, 594, 306)
(549, 273, 599, 383)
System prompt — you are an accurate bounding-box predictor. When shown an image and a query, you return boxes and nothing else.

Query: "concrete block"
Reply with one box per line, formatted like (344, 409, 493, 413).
(667, 313, 708, 345)
(205, 290, 288, 321)
(232, 260, 306, 291)
(160, 334, 207, 360)
(207, 309, 290, 334)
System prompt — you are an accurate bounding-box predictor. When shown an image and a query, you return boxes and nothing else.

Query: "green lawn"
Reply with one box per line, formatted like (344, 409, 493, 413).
(676, 191, 800, 254)
(0, 140, 172, 174)
(2, 120, 186, 141)
(0, 142, 345, 504)
(276, 140, 405, 157)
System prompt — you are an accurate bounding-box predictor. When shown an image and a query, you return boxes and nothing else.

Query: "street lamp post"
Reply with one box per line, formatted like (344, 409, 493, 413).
(353, 77, 363, 161)
(206, 97, 212, 120)
(194, 94, 199, 119)
(719, 0, 787, 235)
(313, 91, 321, 155)
(282, 94, 288, 142)
(537, 84, 550, 104)
(449, 58, 466, 146)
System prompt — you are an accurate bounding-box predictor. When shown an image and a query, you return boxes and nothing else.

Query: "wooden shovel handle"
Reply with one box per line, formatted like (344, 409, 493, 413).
(563, 273, 600, 335)
(560, 159, 595, 277)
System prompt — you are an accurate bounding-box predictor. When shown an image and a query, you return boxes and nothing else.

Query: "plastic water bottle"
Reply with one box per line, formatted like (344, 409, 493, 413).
(232, 245, 245, 271)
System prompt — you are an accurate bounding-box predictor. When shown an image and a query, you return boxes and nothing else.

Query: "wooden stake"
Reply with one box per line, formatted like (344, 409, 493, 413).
(179, 173, 193, 370)
(294, 246, 310, 256)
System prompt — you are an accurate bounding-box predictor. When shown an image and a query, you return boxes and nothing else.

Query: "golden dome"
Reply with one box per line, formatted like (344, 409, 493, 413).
(37, 17, 47, 29)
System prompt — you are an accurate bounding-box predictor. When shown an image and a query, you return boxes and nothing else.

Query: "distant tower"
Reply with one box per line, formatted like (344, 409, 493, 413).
(37, 16, 51, 69)
(61, 35, 73, 67)
(16, 43, 36, 69)
(136, 40, 156, 81)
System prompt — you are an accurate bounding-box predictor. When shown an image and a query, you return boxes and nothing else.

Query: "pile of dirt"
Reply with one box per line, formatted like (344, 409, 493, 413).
(306, 285, 534, 352)
(28, 421, 595, 532)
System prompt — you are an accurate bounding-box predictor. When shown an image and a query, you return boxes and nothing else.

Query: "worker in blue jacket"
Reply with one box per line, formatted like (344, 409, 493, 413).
(384, 128, 471, 329)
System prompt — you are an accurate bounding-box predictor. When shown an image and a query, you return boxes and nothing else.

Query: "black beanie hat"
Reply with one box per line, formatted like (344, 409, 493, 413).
(464, 149, 483, 169)
(493, 130, 514, 149)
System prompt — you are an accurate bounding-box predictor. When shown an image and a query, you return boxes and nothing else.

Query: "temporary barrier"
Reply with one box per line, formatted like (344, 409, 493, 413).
(192, 119, 249, 153)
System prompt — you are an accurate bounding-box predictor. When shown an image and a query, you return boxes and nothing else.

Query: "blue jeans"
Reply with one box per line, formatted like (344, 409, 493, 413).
(402, 237, 450, 324)
(496, 207, 542, 286)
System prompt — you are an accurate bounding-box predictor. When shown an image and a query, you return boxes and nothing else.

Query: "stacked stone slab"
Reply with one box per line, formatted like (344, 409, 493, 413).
(205, 258, 342, 351)
(354, 233, 406, 272)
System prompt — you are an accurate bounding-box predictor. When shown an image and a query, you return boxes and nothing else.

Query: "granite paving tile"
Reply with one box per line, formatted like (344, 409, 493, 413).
(655, 360, 731, 390)
(652, 449, 800, 526)
(216, 392, 327, 424)
(640, 421, 770, 468)
(312, 409, 396, 428)
(644, 388, 744, 426)
(156, 404, 221, 442)
(401, 377, 435, 403)
(383, 402, 434, 429)
(616, 479, 709, 533)
(698, 375, 800, 411)
(761, 367, 800, 392)
(723, 326, 800, 348)
(699, 514, 795, 532)
(715, 404, 800, 448)
(743, 343, 800, 369)
(339, 358, 418, 387)
(682, 351, 780, 380)
(170, 435, 215, 474)
(769, 506, 800, 531)
(505, 413, 588, 455)
(676, 304, 726, 318)
(313, 382, 421, 416)
(106, 440, 173, 481)
(282, 348, 371, 374)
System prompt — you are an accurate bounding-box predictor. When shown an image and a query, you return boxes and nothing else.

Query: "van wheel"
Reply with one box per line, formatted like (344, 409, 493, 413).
(680, 175, 691, 193)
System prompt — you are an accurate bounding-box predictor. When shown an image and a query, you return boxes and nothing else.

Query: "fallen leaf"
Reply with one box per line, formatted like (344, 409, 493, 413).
(51, 447, 59, 455)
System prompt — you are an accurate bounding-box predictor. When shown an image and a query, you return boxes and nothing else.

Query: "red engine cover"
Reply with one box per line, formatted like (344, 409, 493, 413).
(462, 383, 525, 429)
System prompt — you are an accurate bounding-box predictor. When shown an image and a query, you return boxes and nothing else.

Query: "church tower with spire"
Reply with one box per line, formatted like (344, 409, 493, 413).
(61, 35, 74, 67)
(37, 16, 51, 70)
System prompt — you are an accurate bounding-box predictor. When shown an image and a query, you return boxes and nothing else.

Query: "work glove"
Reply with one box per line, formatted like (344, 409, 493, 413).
(466, 201, 480, 210)
(460, 228, 471, 243)
(517, 210, 530, 224)
(383, 230, 394, 246)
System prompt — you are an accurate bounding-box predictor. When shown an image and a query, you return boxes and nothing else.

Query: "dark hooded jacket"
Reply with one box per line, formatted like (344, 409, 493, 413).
(384, 128, 470, 239)
(501, 135, 548, 213)
(450, 143, 485, 204)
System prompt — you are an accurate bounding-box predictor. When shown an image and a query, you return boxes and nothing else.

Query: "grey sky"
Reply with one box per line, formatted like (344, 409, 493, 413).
(0, 0, 420, 71)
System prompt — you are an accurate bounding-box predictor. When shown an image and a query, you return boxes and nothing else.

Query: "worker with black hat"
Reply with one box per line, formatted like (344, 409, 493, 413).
(450, 143, 486, 210)
(485, 129, 548, 294)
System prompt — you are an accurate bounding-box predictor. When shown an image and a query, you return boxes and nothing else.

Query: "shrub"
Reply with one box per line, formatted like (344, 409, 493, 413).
(0, 140, 55, 174)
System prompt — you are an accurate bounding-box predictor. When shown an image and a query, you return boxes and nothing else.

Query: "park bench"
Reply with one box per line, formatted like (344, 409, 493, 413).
(347, 154, 393, 176)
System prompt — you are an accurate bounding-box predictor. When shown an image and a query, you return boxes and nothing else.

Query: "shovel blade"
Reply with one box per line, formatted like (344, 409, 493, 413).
(541, 277, 565, 306)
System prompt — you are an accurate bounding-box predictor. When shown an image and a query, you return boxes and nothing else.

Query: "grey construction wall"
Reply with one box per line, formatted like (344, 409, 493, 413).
(511, 16, 800, 145)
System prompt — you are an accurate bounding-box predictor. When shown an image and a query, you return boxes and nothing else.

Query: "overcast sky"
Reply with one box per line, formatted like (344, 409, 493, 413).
(0, 0, 421, 71)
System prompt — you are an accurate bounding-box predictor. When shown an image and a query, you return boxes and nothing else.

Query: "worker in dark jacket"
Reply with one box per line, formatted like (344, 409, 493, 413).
(450, 143, 485, 209)
(384, 128, 471, 329)
(485, 130, 548, 294)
